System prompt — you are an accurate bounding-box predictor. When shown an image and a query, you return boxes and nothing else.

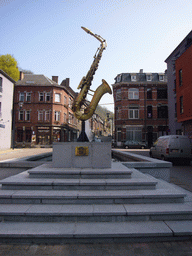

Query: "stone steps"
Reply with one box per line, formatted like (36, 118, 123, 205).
(0, 188, 186, 204)
(0, 161, 191, 243)
(0, 221, 192, 243)
(28, 163, 133, 179)
(0, 202, 192, 223)
(1, 178, 157, 191)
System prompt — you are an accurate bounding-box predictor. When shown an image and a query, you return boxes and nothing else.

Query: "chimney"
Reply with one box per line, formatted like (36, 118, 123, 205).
(140, 69, 143, 73)
(66, 78, 70, 86)
(52, 76, 58, 83)
(20, 71, 24, 80)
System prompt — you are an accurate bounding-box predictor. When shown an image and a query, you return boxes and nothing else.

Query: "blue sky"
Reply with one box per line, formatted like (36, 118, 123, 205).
(1, 0, 192, 112)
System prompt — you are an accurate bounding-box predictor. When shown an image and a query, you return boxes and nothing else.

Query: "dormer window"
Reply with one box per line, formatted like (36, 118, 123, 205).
(146, 75, 152, 81)
(116, 75, 122, 82)
(159, 75, 164, 81)
(131, 75, 136, 81)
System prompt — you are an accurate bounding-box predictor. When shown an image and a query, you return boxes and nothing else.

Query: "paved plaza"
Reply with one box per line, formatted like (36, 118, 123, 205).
(0, 148, 191, 256)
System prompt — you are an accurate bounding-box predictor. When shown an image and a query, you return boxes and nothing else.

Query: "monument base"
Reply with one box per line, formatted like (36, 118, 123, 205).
(52, 142, 111, 168)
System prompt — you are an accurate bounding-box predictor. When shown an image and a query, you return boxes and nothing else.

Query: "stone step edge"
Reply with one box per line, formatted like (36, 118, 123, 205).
(0, 203, 192, 217)
(0, 221, 191, 242)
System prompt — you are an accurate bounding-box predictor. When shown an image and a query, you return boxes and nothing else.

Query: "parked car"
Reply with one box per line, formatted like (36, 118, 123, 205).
(123, 140, 147, 149)
(149, 135, 192, 165)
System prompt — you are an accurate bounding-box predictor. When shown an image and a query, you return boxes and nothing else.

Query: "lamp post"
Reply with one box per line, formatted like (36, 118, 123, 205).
(106, 113, 114, 137)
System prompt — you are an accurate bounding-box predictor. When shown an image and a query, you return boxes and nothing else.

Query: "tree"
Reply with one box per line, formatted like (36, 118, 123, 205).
(0, 54, 20, 81)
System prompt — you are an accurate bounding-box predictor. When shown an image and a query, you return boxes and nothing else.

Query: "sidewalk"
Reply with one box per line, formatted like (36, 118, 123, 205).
(0, 147, 53, 161)
(0, 148, 191, 255)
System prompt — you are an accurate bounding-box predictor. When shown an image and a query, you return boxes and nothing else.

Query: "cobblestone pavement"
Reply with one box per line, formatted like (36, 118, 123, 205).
(0, 148, 192, 256)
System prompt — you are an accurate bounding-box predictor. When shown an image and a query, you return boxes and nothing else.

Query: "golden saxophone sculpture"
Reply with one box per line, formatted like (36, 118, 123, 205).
(72, 27, 112, 121)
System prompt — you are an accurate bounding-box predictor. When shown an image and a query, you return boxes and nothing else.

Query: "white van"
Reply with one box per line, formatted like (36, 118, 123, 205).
(150, 135, 192, 164)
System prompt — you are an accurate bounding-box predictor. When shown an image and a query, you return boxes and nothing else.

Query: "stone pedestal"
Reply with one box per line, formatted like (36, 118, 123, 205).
(52, 142, 111, 168)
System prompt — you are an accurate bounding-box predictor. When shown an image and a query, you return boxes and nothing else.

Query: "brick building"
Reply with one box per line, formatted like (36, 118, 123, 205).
(14, 73, 79, 147)
(175, 43, 192, 141)
(112, 70, 168, 148)
(165, 30, 192, 135)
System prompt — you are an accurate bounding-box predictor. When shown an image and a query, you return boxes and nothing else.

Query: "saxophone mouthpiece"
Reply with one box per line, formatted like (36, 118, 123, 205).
(81, 26, 92, 35)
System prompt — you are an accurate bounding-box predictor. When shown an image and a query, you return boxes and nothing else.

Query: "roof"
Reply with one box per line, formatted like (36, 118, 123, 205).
(165, 30, 192, 62)
(0, 69, 16, 83)
(16, 74, 59, 86)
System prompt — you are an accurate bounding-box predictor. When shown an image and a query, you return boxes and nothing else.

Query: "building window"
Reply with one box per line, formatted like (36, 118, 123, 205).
(147, 88, 152, 99)
(25, 110, 30, 121)
(55, 93, 61, 103)
(129, 107, 139, 119)
(38, 110, 44, 121)
(39, 92, 44, 102)
(64, 96, 67, 106)
(45, 92, 51, 102)
(26, 92, 31, 102)
(159, 75, 164, 81)
(179, 69, 183, 87)
(116, 89, 121, 101)
(19, 110, 24, 120)
(147, 106, 153, 119)
(131, 75, 136, 81)
(64, 113, 67, 123)
(157, 105, 168, 118)
(19, 92, 25, 102)
(175, 103, 177, 117)
(45, 111, 50, 121)
(157, 88, 167, 99)
(0, 77, 2, 92)
(68, 113, 73, 124)
(116, 107, 121, 120)
(128, 88, 139, 99)
(180, 96, 183, 114)
(69, 98, 73, 108)
(55, 111, 60, 121)
(146, 75, 152, 81)
(126, 126, 142, 142)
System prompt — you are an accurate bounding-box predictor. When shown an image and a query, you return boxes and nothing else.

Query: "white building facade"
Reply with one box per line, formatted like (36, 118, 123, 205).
(0, 70, 15, 150)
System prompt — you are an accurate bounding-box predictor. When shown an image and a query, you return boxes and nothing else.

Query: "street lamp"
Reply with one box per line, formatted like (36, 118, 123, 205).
(106, 113, 114, 137)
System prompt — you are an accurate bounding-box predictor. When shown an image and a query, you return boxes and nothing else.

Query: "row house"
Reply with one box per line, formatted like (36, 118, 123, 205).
(14, 73, 80, 147)
(165, 30, 192, 135)
(112, 69, 168, 148)
(0, 69, 15, 150)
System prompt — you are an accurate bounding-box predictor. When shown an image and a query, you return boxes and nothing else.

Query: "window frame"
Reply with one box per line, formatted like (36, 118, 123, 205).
(55, 111, 60, 121)
(38, 110, 44, 121)
(45, 110, 50, 121)
(180, 96, 183, 114)
(116, 89, 121, 101)
(25, 110, 30, 121)
(45, 92, 51, 102)
(128, 88, 139, 100)
(179, 69, 183, 87)
(129, 107, 139, 119)
(26, 92, 31, 102)
(19, 110, 24, 121)
(55, 93, 61, 103)
(19, 92, 25, 102)
(39, 92, 44, 102)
